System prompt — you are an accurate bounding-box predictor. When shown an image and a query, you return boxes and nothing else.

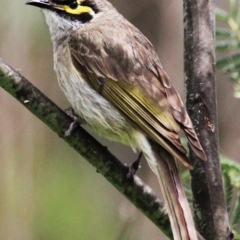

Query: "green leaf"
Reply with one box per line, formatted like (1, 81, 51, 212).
(234, 84, 240, 98)
(231, 193, 240, 227)
(216, 28, 236, 38)
(216, 7, 230, 22)
(230, 72, 240, 81)
(229, 0, 238, 18)
(223, 171, 234, 212)
(235, 1, 240, 24)
(216, 1, 240, 100)
(221, 156, 240, 231)
(221, 156, 240, 189)
(223, 63, 240, 73)
(216, 53, 240, 68)
(216, 40, 240, 51)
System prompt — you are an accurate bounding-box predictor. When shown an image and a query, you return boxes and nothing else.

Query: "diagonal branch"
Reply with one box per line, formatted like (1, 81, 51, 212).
(0, 58, 174, 239)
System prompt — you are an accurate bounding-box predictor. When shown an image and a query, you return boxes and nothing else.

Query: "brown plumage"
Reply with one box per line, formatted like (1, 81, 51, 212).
(26, 0, 207, 239)
(69, 17, 207, 168)
(68, 14, 206, 240)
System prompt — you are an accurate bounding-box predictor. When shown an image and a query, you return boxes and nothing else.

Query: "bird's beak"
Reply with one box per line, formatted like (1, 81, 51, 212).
(26, 0, 64, 11)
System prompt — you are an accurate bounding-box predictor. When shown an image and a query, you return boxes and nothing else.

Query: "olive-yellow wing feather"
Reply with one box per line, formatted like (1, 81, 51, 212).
(69, 25, 206, 168)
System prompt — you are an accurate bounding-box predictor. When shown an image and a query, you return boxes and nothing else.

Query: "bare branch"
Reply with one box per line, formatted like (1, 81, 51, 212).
(184, 1, 231, 239)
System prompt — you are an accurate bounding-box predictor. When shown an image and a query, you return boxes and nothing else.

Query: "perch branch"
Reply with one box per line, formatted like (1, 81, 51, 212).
(0, 58, 174, 239)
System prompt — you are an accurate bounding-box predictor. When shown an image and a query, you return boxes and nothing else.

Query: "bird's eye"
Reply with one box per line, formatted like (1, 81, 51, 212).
(68, 1, 78, 9)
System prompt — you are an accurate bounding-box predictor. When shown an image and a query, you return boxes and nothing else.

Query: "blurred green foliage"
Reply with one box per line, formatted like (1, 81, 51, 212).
(215, 3, 240, 235)
(221, 156, 240, 236)
(216, 0, 240, 98)
(182, 156, 240, 237)
(32, 156, 118, 240)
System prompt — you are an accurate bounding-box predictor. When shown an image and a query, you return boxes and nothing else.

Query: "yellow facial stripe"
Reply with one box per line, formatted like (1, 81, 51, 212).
(60, 0, 92, 15)
(63, 5, 92, 15)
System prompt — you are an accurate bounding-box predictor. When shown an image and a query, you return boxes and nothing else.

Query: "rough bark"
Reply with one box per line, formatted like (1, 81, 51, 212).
(184, 1, 231, 239)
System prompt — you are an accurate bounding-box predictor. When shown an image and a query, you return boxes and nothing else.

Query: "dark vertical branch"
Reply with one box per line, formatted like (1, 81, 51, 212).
(184, 1, 231, 239)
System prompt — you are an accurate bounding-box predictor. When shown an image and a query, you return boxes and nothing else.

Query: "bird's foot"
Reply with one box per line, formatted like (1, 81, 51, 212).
(126, 152, 142, 180)
(62, 107, 86, 137)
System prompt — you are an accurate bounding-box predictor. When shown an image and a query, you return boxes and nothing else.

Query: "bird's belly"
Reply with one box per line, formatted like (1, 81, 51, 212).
(55, 56, 134, 145)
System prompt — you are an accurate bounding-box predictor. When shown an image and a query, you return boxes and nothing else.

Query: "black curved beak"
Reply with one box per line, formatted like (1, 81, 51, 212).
(26, 0, 63, 11)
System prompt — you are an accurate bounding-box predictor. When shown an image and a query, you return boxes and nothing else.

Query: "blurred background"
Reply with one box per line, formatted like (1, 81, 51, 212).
(0, 0, 238, 239)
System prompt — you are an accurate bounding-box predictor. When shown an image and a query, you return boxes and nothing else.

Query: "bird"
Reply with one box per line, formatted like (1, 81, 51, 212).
(26, 0, 207, 239)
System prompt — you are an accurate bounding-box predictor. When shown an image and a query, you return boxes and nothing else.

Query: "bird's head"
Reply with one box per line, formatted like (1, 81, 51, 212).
(26, 0, 114, 38)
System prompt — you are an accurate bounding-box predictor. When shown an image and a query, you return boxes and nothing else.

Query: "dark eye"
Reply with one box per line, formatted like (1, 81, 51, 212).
(69, 1, 78, 9)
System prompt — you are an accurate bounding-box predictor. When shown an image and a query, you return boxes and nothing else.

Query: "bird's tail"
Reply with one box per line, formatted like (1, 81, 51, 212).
(146, 141, 198, 240)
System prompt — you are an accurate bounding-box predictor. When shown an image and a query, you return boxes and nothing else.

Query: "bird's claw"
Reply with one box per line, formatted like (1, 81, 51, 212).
(126, 152, 142, 180)
(61, 107, 86, 137)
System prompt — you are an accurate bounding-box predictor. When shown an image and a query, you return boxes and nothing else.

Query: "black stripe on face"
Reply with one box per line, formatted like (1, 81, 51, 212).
(81, 0, 99, 14)
(52, 0, 99, 13)
(53, 0, 98, 23)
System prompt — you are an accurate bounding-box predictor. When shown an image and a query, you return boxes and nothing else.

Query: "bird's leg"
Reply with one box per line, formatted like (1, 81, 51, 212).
(62, 107, 86, 137)
(126, 152, 142, 179)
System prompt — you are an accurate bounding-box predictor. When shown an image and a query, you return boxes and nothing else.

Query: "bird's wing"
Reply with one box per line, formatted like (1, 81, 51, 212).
(69, 26, 206, 168)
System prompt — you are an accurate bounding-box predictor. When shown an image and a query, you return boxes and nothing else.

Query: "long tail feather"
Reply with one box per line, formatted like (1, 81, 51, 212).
(147, 141, 198, 240)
